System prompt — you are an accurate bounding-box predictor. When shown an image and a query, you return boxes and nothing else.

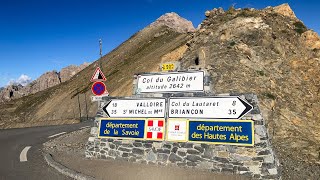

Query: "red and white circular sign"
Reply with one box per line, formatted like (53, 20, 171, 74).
(91, 81, 106, 96)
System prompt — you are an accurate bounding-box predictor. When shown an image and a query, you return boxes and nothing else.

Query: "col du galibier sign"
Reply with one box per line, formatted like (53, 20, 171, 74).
(135, 71, 204, 93)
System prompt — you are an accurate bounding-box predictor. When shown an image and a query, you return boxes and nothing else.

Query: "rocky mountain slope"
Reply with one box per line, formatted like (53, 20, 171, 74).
(0, 62, 90, 103)
(180, 4, 320, 179)
(0, 4, 319, 179)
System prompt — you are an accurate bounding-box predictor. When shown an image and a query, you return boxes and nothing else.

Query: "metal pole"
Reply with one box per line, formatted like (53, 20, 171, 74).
(84, 93, 89, 121)
(77, 93, 82, 122)
(99, 39, 103, 70)
(98, 39, 103, 109)
(99, 38, 102, 58)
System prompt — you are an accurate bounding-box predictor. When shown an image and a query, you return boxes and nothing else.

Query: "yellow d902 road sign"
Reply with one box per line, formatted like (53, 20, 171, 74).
(161, 63, 175, 71)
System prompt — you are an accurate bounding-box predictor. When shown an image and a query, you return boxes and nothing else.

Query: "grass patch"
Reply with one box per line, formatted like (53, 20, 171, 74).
(281, 29, 289, 34)
(293, 21, 307, 35)
(256, 70, 265, 76)
(230, 41, 236, 46)
(236, 9, 257, 17)
(263, 92, 276, 100)
(227, 41, 236, 49)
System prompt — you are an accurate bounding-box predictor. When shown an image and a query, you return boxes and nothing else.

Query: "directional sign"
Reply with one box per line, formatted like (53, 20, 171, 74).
(91, 67, 106, 82)
(91, 81, 106, 96)
(135, 71, 204, 94)
(169, 96, 253, 119)
(103, 98, 166, 118)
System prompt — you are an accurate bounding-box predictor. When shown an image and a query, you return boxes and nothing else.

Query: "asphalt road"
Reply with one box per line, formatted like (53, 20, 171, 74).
(0, 121, 92, 180)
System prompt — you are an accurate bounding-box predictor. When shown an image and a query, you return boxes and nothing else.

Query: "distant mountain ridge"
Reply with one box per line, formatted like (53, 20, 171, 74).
(0, 62, 90, 103)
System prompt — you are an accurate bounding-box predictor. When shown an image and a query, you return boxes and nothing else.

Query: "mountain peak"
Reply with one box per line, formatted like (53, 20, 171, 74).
(272, 3, 296, 19)
(149, 12, 195, 33)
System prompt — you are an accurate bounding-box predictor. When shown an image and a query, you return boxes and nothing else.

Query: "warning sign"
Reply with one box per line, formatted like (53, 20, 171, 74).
(166, 119, 188, 142)
(145, 119, 165, 141)
(91, 67, 106, 82)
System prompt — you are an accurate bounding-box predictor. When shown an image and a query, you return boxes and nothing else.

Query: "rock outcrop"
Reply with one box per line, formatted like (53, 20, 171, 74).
(204, 7, 225, 18)
(60, 62, 90, 82)
(149, 12, 195, 33)
(272, 3, 297, 19)
(0, 84, 24, 102)
(302, 30, 320, 49)
(30, 71, 61, 93)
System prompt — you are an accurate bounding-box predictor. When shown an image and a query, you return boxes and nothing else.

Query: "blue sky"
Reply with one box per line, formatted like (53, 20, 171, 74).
(0, 0, 319, 87)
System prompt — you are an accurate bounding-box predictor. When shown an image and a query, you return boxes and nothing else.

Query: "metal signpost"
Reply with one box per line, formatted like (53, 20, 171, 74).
(168, 96, 253, 119)
(102, 98, 166, 118)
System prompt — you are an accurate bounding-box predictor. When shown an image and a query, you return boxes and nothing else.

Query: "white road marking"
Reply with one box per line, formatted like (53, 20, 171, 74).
(20, 146, 31, 162)
(79, 126, 90, 129)
(48, 132, 66, 138)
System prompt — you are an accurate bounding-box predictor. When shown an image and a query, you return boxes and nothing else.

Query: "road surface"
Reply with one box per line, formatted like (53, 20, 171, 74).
(0, 121, 92, 180)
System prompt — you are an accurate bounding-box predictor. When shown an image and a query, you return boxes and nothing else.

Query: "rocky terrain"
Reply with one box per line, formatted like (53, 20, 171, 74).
(0, 62, 90, 103)
(180, 3, 320, 179)
(0, 3, 319, 179)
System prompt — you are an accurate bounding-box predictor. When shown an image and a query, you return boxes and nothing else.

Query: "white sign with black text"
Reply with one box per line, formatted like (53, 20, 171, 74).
(169, 96, 253, 119)
(102, 98, 166, 118)
(91, 94, 109, 102)
(136, 71, 204, 93)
